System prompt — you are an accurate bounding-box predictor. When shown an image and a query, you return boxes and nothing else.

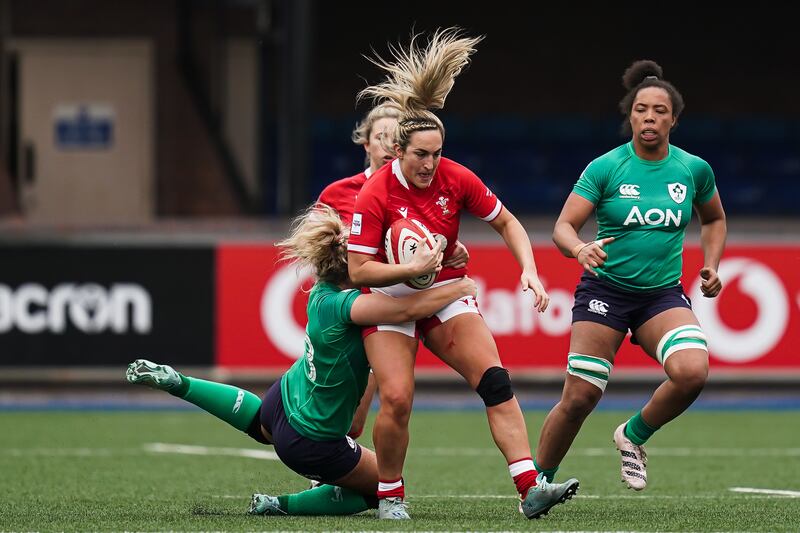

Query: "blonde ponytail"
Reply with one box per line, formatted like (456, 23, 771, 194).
(276, 204, 349, 285)
(358, 27, 482, 149)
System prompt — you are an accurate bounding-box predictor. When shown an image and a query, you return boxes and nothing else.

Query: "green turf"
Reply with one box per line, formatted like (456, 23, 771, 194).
(1, 409, 798, 531)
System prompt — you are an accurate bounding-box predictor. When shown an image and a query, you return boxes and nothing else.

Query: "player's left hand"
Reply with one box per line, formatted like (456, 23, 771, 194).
(700, 267, 722, 298)
(443, 240, 470, 268)
(521, 269, 549, 312)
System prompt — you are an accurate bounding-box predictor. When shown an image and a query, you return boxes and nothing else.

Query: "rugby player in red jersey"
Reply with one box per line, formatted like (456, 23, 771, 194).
(347, 28, 578, 520)
(319, 102, 469, 442)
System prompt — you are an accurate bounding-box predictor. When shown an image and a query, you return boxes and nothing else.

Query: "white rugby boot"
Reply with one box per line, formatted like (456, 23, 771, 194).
(614, 422, 648, 490)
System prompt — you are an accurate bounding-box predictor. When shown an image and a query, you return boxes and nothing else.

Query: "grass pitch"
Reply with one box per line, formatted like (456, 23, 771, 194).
(1, 408, 798, 532)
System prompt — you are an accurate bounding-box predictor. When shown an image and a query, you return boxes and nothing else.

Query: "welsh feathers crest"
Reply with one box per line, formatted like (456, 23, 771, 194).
(668, 182, 687, 204)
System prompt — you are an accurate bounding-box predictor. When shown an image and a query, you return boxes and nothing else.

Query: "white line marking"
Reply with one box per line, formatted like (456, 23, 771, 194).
(730, 487, 800, 497)
(2, 447, 120, 456)
(413, 447, 800, 457)
(143, 442, 280, 461)
(411, 493, 785, 500)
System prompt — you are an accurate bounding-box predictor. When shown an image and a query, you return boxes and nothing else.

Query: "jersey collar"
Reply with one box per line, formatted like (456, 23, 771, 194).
(364, 166, 373, 179)
(391, 159, 410, 189)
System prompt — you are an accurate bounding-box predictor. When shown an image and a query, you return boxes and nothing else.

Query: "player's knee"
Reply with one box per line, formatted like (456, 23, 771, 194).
(475, 366, 514, 407)
(668, 359, 708, 395)
(561, 386, 602, 419)
(658, 324, 709, 394)
(379, 386, 413, 420)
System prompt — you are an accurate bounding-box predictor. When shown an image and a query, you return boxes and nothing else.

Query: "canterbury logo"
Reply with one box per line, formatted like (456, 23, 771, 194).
(232, 390, 245, 413)
(588, 299, 609, 316)
(398, 207, 408, 218)
(619, 184, 640, 198)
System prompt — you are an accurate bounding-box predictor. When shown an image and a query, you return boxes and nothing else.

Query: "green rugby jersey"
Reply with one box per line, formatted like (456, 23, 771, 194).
(573, 141, 716, 291)
(280, 281, 369, 440)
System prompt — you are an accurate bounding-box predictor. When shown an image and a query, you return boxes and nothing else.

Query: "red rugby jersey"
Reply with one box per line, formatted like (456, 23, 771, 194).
(317, 167, 375, 226)
(348, 157, 502, 284)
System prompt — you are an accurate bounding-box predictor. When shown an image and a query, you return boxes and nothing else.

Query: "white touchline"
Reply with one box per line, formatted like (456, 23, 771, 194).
(413, 493, 783, 500)
(413, 447, 800, 457)
(2, 447, 119, 456)
(144, 442, 280, 461)
(729, 487, 800, 497)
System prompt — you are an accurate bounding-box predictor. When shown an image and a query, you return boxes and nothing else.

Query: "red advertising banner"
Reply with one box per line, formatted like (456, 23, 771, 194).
(217, 244, 800, 373)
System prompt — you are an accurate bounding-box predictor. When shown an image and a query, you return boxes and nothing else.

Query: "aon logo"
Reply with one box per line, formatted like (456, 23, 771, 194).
(623, 206, 682, 227)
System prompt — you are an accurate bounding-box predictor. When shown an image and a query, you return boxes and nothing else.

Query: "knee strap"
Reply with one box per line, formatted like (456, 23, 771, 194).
(476, 366, 514, 407)
(567, 353, 612, 392)
(656, 325, 708, 365)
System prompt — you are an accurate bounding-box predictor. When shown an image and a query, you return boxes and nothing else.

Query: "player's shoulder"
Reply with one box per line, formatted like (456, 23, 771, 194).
(359, 162, 396, 195)
(438, 156, 474, 176)
(669, 144, 712, 174)
(436, 157, 481, 191)
(596, 143, 632, 167)
(321, 171, 366, 196)
(309, 281, 349, 308)
(308, 283, 356, 330)
(580, 143, 630, 181)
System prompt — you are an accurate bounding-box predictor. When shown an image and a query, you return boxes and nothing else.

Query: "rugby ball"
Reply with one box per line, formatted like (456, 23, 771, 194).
(385, 218, 438, 289)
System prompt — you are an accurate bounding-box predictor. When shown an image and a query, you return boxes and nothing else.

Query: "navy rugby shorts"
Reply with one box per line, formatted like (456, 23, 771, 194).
(259, 379, 362, 483)
(571, 273, 692, 339)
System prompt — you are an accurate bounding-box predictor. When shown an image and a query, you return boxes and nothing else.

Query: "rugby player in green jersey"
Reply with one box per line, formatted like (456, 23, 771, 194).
(532, 60, 727, 491)
(126, 204, 476, 517)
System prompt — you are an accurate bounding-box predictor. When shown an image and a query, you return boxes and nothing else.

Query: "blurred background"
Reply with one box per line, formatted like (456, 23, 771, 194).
(1, 1, 798, 396)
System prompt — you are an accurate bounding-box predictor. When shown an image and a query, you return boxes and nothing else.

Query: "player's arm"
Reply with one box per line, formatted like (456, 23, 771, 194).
(348, 239, 443, 288)
(488, 207, 535, 273)
(347, 373, 377, 439)
(487, 207, 549, 312)
(553, 192, 596, 257)
(694, 191, 727, 298)
(553, 193, 613, 276)
(349, 275, 476, 325)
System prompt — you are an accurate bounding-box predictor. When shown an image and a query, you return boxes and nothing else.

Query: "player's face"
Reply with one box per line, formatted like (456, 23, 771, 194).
(630, 87, 675, 150)
(365, 117, 398, 172)
(397, 129, 442, 189)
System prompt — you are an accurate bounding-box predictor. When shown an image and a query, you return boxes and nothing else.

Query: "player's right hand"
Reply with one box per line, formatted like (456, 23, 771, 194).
(575, 237, 615, 276)
(410, 238, 444, 276)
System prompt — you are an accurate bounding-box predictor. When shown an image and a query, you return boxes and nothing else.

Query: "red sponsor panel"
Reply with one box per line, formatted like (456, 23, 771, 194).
(216, 244, 800, 372)
(217, 245, 314, 370)
(679, 246, 800, 368)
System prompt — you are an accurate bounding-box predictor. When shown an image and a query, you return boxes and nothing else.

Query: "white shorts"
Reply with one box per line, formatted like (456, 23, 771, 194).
(363, 278, 480, 339)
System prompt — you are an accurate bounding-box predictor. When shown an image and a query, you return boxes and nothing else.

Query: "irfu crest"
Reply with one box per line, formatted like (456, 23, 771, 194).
(668, 182, 687, 204)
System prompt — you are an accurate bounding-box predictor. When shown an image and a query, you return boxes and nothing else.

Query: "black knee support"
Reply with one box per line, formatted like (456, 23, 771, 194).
(475, 366, 514, 407)
(246, 407, 271, 445)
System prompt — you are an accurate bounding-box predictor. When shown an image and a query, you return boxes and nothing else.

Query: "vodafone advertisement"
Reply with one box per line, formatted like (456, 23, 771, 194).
(217, 244, 800, 374)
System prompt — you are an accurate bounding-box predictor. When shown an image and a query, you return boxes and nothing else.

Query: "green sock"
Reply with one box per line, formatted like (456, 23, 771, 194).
(172, 375, 261, 433)
(533, 458, 559, 483)
(277, 485, 371, 515)
(624, 410, 659, 446)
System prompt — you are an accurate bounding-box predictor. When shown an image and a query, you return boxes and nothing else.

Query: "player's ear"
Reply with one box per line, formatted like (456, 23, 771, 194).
(394, 144, 403, 159)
